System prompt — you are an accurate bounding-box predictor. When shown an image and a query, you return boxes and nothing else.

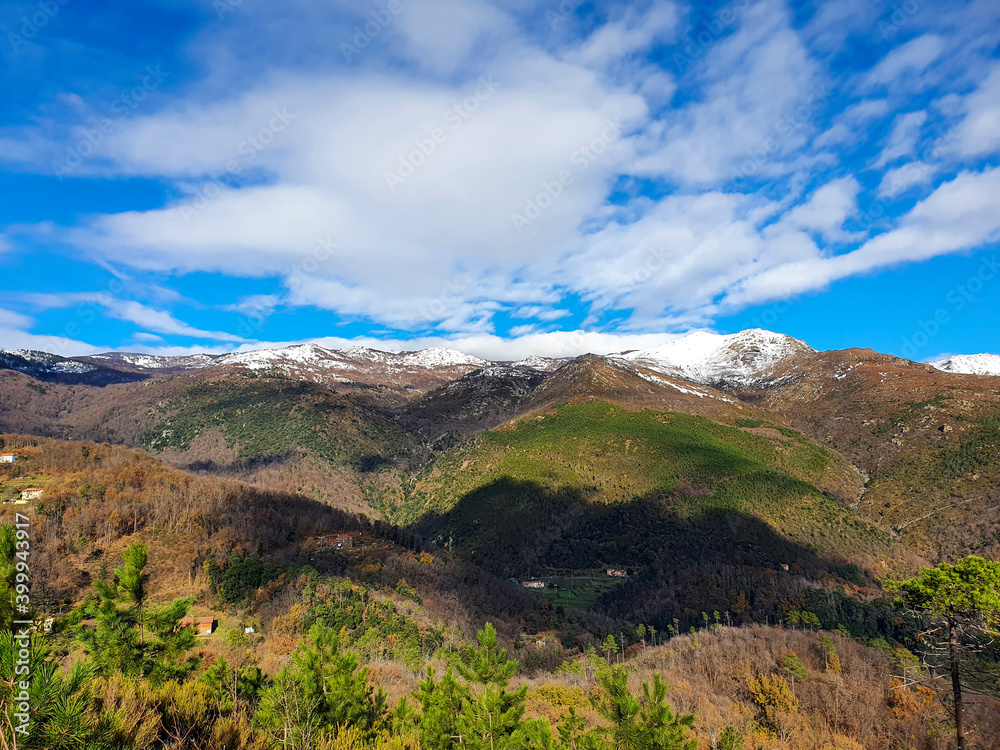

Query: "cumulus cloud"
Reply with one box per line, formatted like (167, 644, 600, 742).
(2, 0, 999, 348)
(776, 176, 860, 241)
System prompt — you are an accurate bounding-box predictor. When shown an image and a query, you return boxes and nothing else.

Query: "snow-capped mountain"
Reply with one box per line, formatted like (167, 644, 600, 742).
(0, 349, 146, 385)
(931, 354, 1000, 376)
(10, 330, 1000, 395)
(210, 343, 489, 389)
(614, 329, 815, 388)
(78, 352, 220, 373)
(398, 347, 488, 368)
(510, 355, 566, 372)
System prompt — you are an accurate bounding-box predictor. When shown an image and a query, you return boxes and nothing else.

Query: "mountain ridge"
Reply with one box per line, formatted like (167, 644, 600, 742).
(6, 328, 998, 389)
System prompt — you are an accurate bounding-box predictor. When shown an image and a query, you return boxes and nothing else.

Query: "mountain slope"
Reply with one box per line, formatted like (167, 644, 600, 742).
(0, 349, 148, 385)
(520, 354, 745, 419)
(398, 401, 879, 578)
(400, 365, 548, 446)
(737, 348, 1000, 560)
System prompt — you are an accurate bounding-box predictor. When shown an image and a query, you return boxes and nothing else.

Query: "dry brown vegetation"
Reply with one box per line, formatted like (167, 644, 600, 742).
(520, 626, 1000, 750)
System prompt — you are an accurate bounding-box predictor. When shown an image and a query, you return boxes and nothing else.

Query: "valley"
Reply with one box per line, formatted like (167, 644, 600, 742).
(2, 329, 999, 748)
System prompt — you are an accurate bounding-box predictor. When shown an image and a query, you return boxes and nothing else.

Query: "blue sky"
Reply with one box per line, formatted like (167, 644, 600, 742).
(0, 0, 998, 361)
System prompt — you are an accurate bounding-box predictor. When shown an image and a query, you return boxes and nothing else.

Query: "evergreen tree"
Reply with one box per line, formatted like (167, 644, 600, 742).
(889, 555, 1000, 750)
(256, 623, 389, 748)
(601, 635, 619, 664)
(587, 666, 696, 750)
(78, 541, 195, 683)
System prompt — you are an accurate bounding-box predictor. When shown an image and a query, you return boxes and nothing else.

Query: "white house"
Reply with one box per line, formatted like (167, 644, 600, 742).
(0, 454, 15, 463)
(20, 488, 42, 501)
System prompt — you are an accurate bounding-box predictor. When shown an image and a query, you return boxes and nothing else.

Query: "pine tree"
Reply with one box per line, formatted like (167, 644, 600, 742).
(587, 666, 696, 750)
(78, 542, 195, 683)
(601, 634, 619, 663)
(889, 556, 1000, 750)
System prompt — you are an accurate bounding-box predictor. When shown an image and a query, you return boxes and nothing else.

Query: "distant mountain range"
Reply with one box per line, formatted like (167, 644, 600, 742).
(5, 328, 998, 389)
(3, 327, 1000, 612)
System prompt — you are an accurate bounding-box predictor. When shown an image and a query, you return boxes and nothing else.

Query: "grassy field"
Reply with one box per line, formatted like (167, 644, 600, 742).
(0, 474, 51, 502)
(532, 576, 625, 610)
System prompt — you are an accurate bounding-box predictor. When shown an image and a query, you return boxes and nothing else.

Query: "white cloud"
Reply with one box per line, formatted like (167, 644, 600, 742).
(950, 65, 1000, 157)
(726, 167, 1000, 307)
(0, 308, 34, 330)
(3, 0, 1000, 348)
(873, 110, 927, 168)
(814, 98, 889, 148)
(877, 161, 937, 197)
(132, 332, 165, 343)
(570, 2, 680, 67)
(776, 176, 860, 241)
(632, 0, 821, 184)
(863, 34, 946, 88)
(0, 307, 102, 357)
(24, 293, 248, 343)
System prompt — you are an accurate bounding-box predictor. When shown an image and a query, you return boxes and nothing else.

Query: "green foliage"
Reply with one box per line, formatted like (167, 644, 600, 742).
(0, 524, 18, 629)
(418, 622, 529, 750)
(587, 667, 696, 750)
(142, 378, 422, 474)
(718, 725, 745, 750)
(78, 542, 196, 684)
(888, 555, 1000, 625)
(255, 623, 390, 749)
(818, 636, 842, 675)
(457, 622, 517, 687)
(600, 634, 619, 661)
(939, 418, 1000, 479)
(786, 610, 821, 629)
(530, 684, 589, 709)
(214, 557, 284, 604)
(302, 580, 443, 662)
(782, 653, 807, 680)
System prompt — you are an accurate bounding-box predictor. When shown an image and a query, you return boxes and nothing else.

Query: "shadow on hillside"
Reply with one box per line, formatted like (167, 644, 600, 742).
(415, 476, 826, 581)
(180, 451, 290, 475)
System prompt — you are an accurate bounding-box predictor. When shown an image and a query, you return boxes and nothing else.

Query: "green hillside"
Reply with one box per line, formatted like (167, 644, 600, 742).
(400, 402, 887, 575)
(143, 376, 424, 473)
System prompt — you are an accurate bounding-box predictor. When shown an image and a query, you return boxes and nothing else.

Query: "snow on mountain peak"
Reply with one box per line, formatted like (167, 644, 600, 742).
(615, 329, 813, 387)
(931, 354, 1000, 376)
(399, 347, 488, 368)
(512, 355, 565, 372)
